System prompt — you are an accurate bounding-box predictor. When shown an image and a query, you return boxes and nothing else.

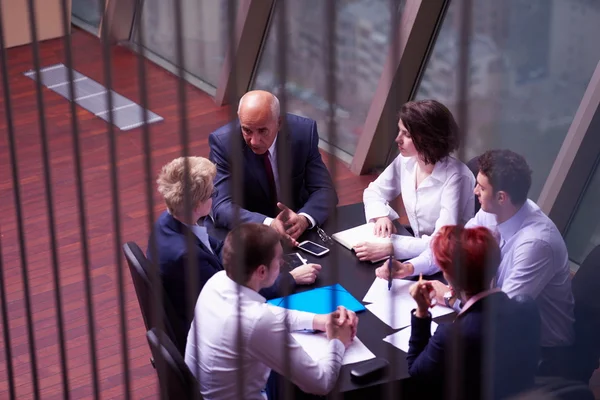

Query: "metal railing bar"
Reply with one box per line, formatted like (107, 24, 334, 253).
(132, 1, 169, 399)
(98, 0, 132, 397)
(24, 0, 70, 397)
(59, 0, 101, 397)
(0, 3, 40, 399)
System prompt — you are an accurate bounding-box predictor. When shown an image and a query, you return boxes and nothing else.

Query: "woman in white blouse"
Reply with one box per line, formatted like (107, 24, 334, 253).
(355, 99, 475, 264)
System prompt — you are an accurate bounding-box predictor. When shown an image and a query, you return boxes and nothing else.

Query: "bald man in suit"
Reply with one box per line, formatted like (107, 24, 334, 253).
(209, 90, 338, 241)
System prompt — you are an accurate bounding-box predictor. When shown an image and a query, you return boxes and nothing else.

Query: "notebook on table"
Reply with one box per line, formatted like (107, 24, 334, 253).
(331, 223, 392, 263)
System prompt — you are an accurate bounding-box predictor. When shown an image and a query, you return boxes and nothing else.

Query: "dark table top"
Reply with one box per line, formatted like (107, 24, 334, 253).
(209, 203, 451, 396)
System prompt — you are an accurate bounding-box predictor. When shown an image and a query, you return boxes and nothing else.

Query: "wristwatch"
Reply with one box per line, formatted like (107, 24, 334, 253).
(443, 290, 456, 308)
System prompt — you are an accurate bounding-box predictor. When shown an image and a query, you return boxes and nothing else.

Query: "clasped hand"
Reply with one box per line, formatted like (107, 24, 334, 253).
(314, 306, 358, 348)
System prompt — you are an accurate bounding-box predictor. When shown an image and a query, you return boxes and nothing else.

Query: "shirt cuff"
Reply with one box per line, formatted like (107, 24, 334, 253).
(292, 310, 317, 331)
(298, 213, 316, 229)
(365, 205, 397, 222)
(407, 253, 437, 276)
(263, 217, 274, 226)
(328, 338, 346, 358)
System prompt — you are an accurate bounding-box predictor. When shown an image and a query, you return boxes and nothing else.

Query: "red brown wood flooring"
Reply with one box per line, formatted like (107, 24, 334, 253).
(0, 28, 376, 399)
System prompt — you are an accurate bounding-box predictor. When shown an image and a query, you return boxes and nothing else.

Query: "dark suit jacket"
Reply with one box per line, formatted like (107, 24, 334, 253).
(209, 113, 338, 229)
(147, 211, 295, 350)
(407, 291, 540, 399)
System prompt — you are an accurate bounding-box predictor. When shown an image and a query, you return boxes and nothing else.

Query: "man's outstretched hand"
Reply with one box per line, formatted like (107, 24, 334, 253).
(276, 202, 309, 240)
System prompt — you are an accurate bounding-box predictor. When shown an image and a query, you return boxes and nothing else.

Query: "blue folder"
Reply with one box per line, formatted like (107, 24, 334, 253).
(267, 284, 365, 314)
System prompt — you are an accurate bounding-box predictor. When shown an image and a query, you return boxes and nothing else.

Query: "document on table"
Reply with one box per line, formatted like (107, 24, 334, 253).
(332, 223, 392, 250)
(363, 277, 454, 329)
(291, 332, 375, 365)
(383, 322, 439, 353)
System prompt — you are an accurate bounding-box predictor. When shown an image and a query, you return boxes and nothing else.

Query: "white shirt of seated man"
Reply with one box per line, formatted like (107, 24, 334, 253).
(185, 224, 358, 400)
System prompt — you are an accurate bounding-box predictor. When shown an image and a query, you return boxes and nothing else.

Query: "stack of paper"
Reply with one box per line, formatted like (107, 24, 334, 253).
(332, 223, 392, 262)
(383, 322, 439, 353)
(291, 331, 375, 365)
(362, 278, 454, 330)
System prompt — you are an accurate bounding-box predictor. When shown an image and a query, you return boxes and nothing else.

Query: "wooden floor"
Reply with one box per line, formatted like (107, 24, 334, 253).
(0, 29, 376, 399)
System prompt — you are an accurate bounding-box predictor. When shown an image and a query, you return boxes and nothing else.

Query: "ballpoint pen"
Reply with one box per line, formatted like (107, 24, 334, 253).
(387, 254, 393, 291)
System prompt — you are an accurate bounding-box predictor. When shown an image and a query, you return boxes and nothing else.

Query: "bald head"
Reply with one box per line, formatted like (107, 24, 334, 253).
(238, 90, 281, 155)
(238, 90, 280, 121)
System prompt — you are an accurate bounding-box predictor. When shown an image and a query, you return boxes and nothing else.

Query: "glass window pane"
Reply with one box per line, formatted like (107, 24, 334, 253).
(415, 0, 600, 199)
(72, 0, 102, 28)
(565, 160, 600, 266)
(136, 0, 236, 88)
(253, 0, 404, 157)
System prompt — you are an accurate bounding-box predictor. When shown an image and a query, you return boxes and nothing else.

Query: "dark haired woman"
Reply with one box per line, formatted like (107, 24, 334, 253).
(356, 99, 475, 266)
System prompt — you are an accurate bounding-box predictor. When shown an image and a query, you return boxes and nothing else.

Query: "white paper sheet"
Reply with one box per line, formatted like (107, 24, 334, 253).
(383, 322, 439, 353)
(365, 301, 412, 329)
(363, 277, 454, 329)
(291, 332, 375, 365)
(362, 277, 413, 304)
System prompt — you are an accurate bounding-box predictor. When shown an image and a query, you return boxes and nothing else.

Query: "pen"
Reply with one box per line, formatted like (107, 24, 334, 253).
(387, 254, 393, 291)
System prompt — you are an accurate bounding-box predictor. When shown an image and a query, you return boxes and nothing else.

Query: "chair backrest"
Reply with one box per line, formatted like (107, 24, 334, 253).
(571, 244, 600, 382)
(467, 156, 481, 214)
(510, 377, 595, 400)
(123, 242, 183, 353)
(147, 328, 200, 400)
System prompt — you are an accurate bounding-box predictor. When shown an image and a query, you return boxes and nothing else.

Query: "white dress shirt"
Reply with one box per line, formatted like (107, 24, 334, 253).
(410, 200, 575, 347)
(185, 271, 345, 400)
(263, 136, 317, 228)
(363, 155, 475, 260)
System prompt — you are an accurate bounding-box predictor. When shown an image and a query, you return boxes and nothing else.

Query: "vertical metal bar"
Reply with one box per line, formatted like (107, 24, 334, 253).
(386, 1, 401, 398)
(273, 0, 294, 398)
(0, 6, 40, 400)
(98, 0, 131, 398)
(448, 0, 472, 399)
(223, 0, 245, 397)
(24, 0, 70, 397)
(133, 1, 169, 399)
(0, 226, 15, 400)
(324, 1, 341, 399)
(170, 0, 201, 398)
(59, 0, 101, 398)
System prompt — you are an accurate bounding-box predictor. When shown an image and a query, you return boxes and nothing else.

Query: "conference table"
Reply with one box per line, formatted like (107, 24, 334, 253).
(209, 202, 451, 398)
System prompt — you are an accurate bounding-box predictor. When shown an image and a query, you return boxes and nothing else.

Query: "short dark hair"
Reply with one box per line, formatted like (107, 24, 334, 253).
(478, 150, 532, 206)
(432, 225, 501, 297)
(399, 99, 460, 165)
(222, 223, 281, 284)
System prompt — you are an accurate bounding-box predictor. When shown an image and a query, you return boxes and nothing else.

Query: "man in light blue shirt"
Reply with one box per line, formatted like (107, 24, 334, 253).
(378, 150, 575, 375)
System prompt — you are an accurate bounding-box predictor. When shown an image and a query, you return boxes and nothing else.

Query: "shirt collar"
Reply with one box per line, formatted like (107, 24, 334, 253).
(496, 200, 530, 242)
(268, 134, 279, 158)
(404, 156, 449, 183)
(220, 271, 267, 304)
(457, 288, 503, 316)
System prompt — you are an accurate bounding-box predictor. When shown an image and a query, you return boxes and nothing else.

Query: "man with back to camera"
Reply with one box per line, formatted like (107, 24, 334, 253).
(376, 149, 575, 377)
(208, 89, 338, 242)
(185, 223, 358, 399)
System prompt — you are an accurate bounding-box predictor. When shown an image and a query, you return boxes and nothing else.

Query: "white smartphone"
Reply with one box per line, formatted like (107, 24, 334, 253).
(298, 240, 330, 257)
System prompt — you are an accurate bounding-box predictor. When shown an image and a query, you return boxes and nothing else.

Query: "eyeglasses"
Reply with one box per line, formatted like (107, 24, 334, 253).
(209, 188, 219, 199)
(317, 227, 333, 245)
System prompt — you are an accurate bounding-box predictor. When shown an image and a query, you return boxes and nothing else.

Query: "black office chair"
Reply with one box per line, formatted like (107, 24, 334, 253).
(510, 377, 595, 400)
(467, 155, 481, 213)
(570, 244, 600, 383)
(147, 328, 200, 400)
(123, 242, 186, 357)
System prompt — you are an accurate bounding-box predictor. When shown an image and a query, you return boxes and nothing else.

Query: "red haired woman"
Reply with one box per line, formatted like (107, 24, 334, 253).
(406, 225, 540, 399)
